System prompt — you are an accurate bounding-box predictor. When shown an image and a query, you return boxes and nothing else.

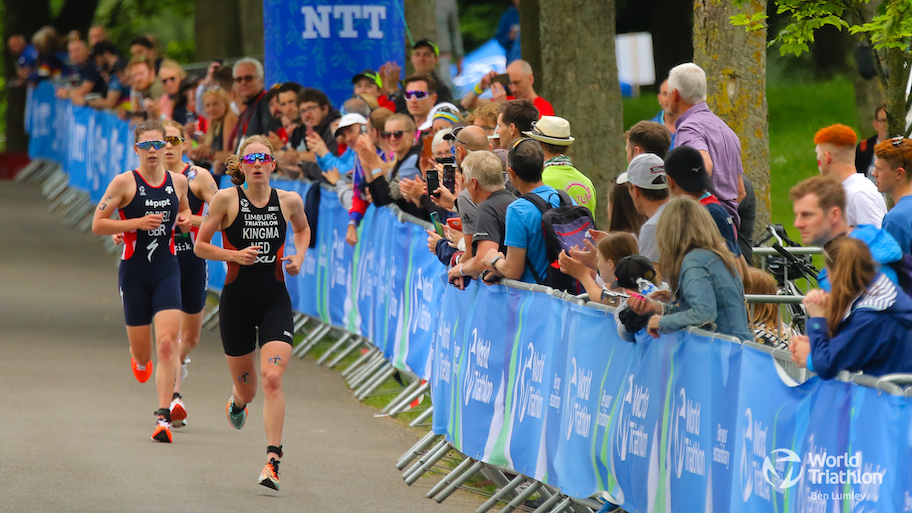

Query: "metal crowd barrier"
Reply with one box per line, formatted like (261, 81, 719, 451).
(30, 159, 912, 512)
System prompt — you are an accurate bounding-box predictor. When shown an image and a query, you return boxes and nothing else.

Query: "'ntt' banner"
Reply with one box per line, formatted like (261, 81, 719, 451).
(263, 0, 406, 108)
(28, 82, 912, 512)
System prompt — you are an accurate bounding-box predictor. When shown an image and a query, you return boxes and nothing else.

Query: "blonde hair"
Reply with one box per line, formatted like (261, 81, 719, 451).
(201, 88, 232, 147)
(225, 136, 276, 186)
(656, 196, 737, 292)
(745, 268, 779, 327)
(824, 237, 876, 338)
(158, 59, 186, 81)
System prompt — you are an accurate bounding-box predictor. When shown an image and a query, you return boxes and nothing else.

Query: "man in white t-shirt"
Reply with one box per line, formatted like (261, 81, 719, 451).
(814, 124, 886, 228)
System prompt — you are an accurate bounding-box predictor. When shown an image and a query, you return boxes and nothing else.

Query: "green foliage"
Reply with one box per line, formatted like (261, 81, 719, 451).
(849, 1, 912, 51)
(95, 0, 196, 63)
(457, 2, 505, 54)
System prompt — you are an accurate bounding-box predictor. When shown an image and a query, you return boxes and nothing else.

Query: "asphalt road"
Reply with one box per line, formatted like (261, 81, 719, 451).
(0, 180, 478, 512)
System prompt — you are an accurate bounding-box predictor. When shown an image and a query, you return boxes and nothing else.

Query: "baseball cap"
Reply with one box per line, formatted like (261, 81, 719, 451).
(334, 113, 368, 137)
(611, 255, 657, 289)
(663, 145, 711, 193)
(351, 69, 381, 89)
(413, 39, 439, 56)
(616, 153, 667, 190)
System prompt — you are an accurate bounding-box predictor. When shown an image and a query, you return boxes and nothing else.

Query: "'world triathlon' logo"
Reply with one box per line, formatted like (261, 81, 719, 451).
(762, 448, 803, 490)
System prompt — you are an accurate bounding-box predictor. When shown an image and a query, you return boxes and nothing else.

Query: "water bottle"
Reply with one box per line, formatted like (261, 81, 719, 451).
(637, 278, 658, 297)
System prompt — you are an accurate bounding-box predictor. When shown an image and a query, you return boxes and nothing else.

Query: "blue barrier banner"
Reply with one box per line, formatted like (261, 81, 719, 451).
(27, 86, 912, 513)
(263, 0, 406, 108)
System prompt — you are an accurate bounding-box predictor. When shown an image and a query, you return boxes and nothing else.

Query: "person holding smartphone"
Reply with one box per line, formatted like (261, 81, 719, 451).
(193, 136, 311, 490)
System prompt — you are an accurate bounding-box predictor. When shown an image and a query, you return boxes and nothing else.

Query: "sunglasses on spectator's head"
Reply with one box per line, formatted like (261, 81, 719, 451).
(404, 90, 429, 101)
(241, 153, 275, 164)
(382, 131, 408, 140)
(234, 75, 257, 83)
(165, 135, 184, 146)
(892, 136, 906, 147)
(135, 140, 166, 150)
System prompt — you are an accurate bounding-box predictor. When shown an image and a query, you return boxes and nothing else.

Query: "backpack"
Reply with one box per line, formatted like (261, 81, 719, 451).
(520, 189, 597, 294)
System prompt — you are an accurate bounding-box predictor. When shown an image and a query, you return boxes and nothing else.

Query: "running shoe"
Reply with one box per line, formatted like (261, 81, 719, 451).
(131, 357, 153, 383)
(170, 396, 187, 428)
(226, 396, 247, 430)
(258, 458, 280, 490)
(151, 418, 172, 443)
(180, 357, 190, 381)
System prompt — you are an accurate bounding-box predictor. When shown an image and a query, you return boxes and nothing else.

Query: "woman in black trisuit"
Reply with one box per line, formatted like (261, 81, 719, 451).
(194, 135, 311, 490)
(92, 120, 191, 443)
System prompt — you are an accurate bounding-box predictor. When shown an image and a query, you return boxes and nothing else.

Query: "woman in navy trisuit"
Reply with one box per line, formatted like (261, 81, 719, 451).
(194, 135, 311, 490)
(92, 120, 191, 443)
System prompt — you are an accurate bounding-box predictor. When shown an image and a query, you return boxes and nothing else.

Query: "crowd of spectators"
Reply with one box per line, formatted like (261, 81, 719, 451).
(12, 21, 912, 382)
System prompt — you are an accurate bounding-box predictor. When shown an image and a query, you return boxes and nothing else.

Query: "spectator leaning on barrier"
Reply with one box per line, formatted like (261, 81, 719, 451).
(790, 236, 912, 379)
(628, 196, 753, 342)
(448, 151, 516, 289)
(745, 268, 795, 349)
(663, 145, 750, 285)
(156, 59, 186, 121)
(815, 124, 887, 229)
(56, 38, 106, 101)
(790, 175, 902, 291)
(126, 56, 155, 119)
(403, 74, 439, 135)
(558, 231, 639, 307)
(668, 62, 746, 228)
(344, 108, 395, 246)
(617, 153, 669, 266)
(315, 113, 368, 205)
(482, 138, 569, 284)
(81, 40, 126, 110)
(289, 88, 341, 181)
(189, 87, 238, 176)
(525, 116, 597, 215)
(872, 137, 912, 255)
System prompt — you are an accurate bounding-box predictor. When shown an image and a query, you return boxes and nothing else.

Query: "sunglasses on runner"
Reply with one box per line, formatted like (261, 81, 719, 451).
(240, 153, 276, 164)
(134, 140, 166, 150)
(382, 131, 408, 140)
(404, 90, 430, 101)
(165, 135, 185, 146)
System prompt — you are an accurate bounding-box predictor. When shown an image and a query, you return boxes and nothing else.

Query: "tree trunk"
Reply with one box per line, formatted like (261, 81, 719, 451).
(693, 0, 770, 242)
(850, 0, 884, 135)
(538, 0, 622, 227)
(54, 0, 101, 37)
(884, 46, 907, 138)
(239, 0, 265, 58)
(404, 0, 437, 76)
(195, 0, 244, 61)
(519, 0, 542, 83)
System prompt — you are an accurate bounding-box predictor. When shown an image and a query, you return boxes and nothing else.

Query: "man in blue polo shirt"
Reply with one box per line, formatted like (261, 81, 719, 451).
(482, 138, 569, 284)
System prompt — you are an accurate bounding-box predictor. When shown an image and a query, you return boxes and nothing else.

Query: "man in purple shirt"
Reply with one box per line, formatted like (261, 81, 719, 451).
(667, 62, 746, 228)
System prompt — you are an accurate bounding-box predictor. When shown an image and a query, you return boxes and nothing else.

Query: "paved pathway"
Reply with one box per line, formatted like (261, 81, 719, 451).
(0, 180, 478, 512)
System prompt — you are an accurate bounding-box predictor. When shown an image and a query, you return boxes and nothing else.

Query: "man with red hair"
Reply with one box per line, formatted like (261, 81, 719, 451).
(873, 137, 912, 254)
(814, 124, 886, 228)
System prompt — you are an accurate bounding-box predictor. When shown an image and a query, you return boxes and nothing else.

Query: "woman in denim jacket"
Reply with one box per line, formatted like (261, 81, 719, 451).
(629, 196, 752, 341)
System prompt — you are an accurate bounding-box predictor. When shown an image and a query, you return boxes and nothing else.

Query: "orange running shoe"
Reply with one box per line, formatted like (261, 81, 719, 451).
(226, 396, 248, 430)
(151, 418, 172, 443)
(131, 357, 153, 383)
(258, 458, 280, 490)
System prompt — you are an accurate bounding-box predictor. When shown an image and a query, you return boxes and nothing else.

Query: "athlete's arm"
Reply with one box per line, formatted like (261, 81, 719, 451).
(92, 173, 163, 236)
(194, 189, 260, 265)
(279, 190, 311, 276)
(190, 167, 219, 228)
(171, 172, 193, 233)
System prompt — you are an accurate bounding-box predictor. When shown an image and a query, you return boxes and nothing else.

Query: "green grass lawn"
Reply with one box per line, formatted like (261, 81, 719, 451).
(622, 75, 862, 239)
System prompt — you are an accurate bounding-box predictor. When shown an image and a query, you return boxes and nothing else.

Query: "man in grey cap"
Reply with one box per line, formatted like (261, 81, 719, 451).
(616, 153, 669, 265)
